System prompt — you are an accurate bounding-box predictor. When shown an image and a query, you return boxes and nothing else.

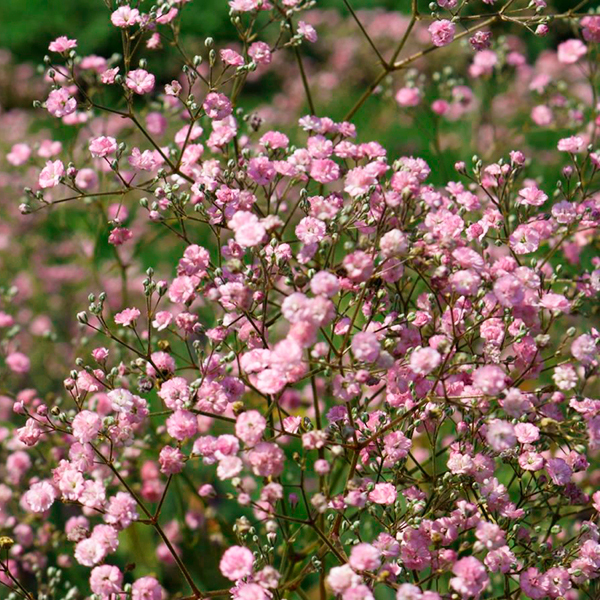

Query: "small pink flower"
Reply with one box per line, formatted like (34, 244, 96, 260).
(235, 410, 267, 447)
(159, 445, 185, 474)
(352, 332, 380, 363)
(111, 6, 141, 28)
(89, 136, 118, 158)
(114, 307, 141, 327)
(132, 577, 162, 600)
(395, 87, 421, 107)
(165, 80, 182, 96)
(450, 556, 489, 599)
(557, 39, 587, 64)
(38, 160, 65, 188)
(203, 92, 232, 120)
(108, 227, 133, 246)
(349, 543, 381, 571)
(298, 21, 318, 43)
(429, 20, 456, 47)
(152, 311, 173, 331)
(249, 41, 271, 64)
(220, 48, 244, 66)
(410, 347, 441, 376)
(46, 88, 77, 118)
(126, 69, 155, 95)
(24, 481, 57, 513)
(101, 66, 119, 84)
(473, 365, 507, 395)
(90, 565, 123, 597)
(539, 292, 570, 314)
(6, 352, 31, 374)
(220, 545, 254, 581)
(517, 185, 547, 206)
(557, 135, 585, 153)
(7, 143, 31, 166)
(49, 36, 77, 52)
(368, 482, 397, 505)
(72, 410, 102, 443)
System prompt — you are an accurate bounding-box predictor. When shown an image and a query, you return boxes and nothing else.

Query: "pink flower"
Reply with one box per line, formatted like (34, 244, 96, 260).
(203, 92, 232, 120)
(380, 229, 408, 257)
(101, 67, 119, 84)
(410, 347, 441, 376)
(90, 565, 123, 597)
(298, 21, 318, 43)
(165, 80, 182, 96)
(158, 377, 190, 410)
(111, 6, 141, 28)
(89, 136, 118, 158)
(247, 442, 285, 477)
(114, 307, 141, 327)
(349, 543, 381, 571)
(485, 420, 516, 452)
(220, 545, 254, 581)
(517, 185, 547, 206)
(38, 160, 65, 189)
(24, 481, 57, 513)
(220, 48, 244, 66)
(514, 423, 540, 444)
(343, 250, 374, 282)
(235, 410, 267, 446)
(248, 157, 276, 185)
(429, 20, 456, 47)
(352, 332, 380, 363)
(129, 148, 159, 171)
(166, 410, 198, 441)
(296, 217, 326, 244)
(450, 556, 489, 598)
(49, 36, 77, 53)
(557, 135, 585, 153)
(152, 311, 173, 331)
(531, 105, 553, 126)
(126, 69, 155, 95)
(75, 168, 98, 190)
(229, 212, 267, 248)
(582, 15, 600, 42)
(509, 225, 540, 254)
(7, 143, 31, 166)
(395, 87, 421, 107)
(6, 352, 31, 374)
(159, 446, 186, 474)
(72, 410, 102, 443)
(46, 88, 77, 118)
(105, 492, 138, 529)
(216, 455, 243, 479)
(327, 565, 362, 594)
(168, 275, 197, 304)
(368, 482, 397, 505)
(108, 227, 133, 246)
(310, 271, 340, 297)
(557, 39, 587, 64)
(249, 41, 272, 64)
(473, 365, 507, 395)
(132, 577, 162, 600)
(539, 292, 571, 314)
(310, 159, 341, 184)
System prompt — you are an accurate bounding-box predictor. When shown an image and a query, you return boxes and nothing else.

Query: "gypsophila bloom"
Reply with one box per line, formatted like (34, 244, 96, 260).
(46, 88, 77, 118)
(126, 69, 155, 95)
(220, 546, 254, 581)
(429, 20, 456, 47)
